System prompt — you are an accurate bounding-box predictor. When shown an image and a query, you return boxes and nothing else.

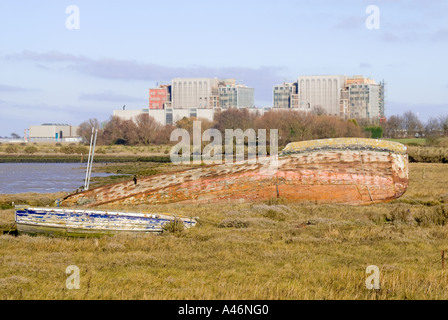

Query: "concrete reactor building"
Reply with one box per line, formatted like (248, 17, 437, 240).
(273, 74, 385, 121)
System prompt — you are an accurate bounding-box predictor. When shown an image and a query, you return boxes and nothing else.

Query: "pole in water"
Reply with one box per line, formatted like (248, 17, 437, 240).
(86, 129, 98, 190)
(84, 128, 94, 190)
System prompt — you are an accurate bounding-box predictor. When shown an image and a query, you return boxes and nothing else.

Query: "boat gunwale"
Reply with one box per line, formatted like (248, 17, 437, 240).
(282, 138, 408, 156)
(15, 207, 198, 222)
(15, 221, 178, 232)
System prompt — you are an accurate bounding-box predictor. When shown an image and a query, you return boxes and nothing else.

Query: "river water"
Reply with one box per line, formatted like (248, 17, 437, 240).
(0, 163, 115, 194)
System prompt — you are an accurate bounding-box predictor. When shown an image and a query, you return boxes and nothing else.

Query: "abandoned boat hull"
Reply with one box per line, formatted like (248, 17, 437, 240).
(61, 138, 409, 207)
(15, 207, 197, 237)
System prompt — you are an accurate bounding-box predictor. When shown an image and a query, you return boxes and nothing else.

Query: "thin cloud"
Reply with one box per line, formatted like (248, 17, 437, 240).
(381, 31, 402, 43)
(35, 63, 51, 70)
(431, 28, 448, 42)
(0, 84, 31, 92)
(359, 63, 372, 68)
(1, 101, 115, 126)
(74, 58, 284, 82)
(79, 91, 146, 103)
(334, 16, 365, 30)
(1, 103, 77, 122)
(75, 61, 285, 101)
(6, 50, 286, 102)
(6, 50, 89, 63)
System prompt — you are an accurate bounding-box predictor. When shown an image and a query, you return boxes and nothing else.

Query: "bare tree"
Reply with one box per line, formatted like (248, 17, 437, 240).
(311, 105, 327, 116)
(439, 115, 448, 136)
(154, 124, 177, 145)
(213, 108, 257, 134)
(77, 118, 101, 143)
(381, 115, 403, 138)
(255, 110, 363, 146)
(101, 116, 138, 145)
(135, 113, 161, 145)
(402, 111, 424, 138)
(425, 117, 441, 137)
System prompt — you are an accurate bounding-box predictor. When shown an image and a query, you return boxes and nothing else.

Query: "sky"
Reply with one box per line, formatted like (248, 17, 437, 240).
(0, 0, 447, 137)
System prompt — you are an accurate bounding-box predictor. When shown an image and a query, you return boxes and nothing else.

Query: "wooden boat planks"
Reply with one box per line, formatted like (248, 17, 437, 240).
(61, 138, 409, 207)
(15, 207, 198, 237)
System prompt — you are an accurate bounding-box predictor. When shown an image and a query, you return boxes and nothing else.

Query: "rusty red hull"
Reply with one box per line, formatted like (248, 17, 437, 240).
(61, 138, 409, 207)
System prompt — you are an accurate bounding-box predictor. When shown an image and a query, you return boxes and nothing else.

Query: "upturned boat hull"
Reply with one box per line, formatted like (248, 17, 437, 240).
(61, 138, 409, 207)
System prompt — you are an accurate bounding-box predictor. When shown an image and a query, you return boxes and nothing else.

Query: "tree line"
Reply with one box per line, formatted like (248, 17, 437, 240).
(381, 111, 448, 139)
(77, 109, 447, 147)
(77, 109, 365, 147)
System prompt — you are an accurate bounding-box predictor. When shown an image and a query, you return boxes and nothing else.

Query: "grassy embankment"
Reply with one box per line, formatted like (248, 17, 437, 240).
(2, 139, 448, 175)
(387, 138, 426, 146)
(0, 142, 172, 162)
(386, 138, 448, 163)
(1, 157, 448, 299)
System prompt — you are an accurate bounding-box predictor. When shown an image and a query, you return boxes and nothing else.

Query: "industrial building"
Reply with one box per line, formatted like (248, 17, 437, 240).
(143, 77, 255, 125)
(297, 75, 347, 117)
(149, 85, 171, 110)
(345, 76, 385, 120)
(273, 82, 298, 109)
(171, 78, 220, 109)
(273, 75, 385, 121)
(28, 124, 80, 142)
(218, 85, 255, 109)
(114, 74, 385, 127)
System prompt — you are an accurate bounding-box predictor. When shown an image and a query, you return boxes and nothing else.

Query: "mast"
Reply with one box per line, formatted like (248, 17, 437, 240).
(84, 128, 94, 190)
(85, 128, 98, 191)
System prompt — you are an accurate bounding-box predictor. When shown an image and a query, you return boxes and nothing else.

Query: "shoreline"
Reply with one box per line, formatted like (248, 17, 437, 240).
(0, 154, 171, 163)
(1, 146, 448, 164)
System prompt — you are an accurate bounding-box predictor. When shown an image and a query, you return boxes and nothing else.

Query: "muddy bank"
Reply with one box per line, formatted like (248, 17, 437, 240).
(0, 154, 171, 163)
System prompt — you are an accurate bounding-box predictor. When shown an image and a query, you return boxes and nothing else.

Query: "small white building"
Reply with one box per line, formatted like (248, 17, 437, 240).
(29, 124, 80, 142)
(114, 107, 268, 126)
(112, 109, 146, 122)
(149, 108, 216, 125)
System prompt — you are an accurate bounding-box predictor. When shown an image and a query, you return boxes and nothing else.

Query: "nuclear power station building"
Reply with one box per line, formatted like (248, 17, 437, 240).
(114, 74, 385, 126)
(273, 75, 385, 120)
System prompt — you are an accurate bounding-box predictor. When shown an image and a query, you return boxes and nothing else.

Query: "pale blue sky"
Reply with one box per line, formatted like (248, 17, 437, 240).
(0, 0, 447, 136)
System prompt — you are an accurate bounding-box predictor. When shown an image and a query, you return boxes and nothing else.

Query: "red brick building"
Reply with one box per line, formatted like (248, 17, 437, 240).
(149, 85, 171, 109)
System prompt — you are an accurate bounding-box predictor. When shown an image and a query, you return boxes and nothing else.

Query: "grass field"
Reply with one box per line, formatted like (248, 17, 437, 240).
(2, 141, 448, 166)
(386, 138, 426, 146)
(0, 142, 173, 156)
(1, 162, 448, 300)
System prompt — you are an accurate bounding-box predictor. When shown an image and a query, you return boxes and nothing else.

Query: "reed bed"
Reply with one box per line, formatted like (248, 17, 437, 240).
(1, 162, 448, 300)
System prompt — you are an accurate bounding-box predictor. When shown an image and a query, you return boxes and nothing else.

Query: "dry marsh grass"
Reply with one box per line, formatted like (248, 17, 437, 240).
(0, 143, 172, 157)
(1, 163, 448, 300)
(408, 146, 448, 163)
